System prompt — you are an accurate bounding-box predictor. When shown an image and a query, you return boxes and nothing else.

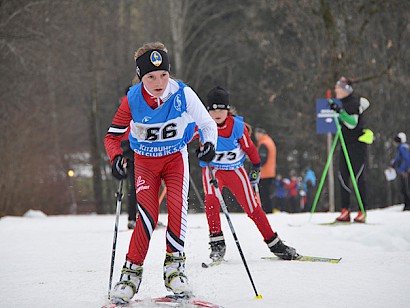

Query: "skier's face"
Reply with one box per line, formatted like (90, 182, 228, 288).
(334, 85, 349, 99)
(209, 109, 228, 125)
(142, 70, 169, 97)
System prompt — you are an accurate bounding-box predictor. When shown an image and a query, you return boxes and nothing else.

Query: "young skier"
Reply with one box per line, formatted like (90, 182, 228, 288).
(104, 42, 217, 304)
(197, 86, 299, 263)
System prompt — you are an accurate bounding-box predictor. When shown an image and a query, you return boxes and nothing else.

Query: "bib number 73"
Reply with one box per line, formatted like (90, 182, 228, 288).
(215, 151, 237, 161)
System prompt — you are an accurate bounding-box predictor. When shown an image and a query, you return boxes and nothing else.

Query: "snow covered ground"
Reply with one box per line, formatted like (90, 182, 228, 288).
(1, 205, 410, 308)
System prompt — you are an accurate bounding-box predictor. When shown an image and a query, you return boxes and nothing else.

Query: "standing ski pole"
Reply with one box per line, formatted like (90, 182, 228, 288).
(108, 178, 124, 299)
(309, 132, 339, 221)
(206, 164, 262, 299)
(334, 109, 366, 215)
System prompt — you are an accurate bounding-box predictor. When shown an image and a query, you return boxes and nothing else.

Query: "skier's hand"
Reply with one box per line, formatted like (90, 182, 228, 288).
(328, 99, 341, 113)
(112, 155, 127, 180)
(249, 165, 261, 185)
(196, 142, 216, 162)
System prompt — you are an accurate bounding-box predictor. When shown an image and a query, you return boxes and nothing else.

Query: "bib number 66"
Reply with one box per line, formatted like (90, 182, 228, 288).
(146, 123, 177, 141)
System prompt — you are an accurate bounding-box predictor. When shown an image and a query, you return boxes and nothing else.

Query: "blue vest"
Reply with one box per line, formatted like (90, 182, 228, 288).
(127, 81, 195, 157)
(200, 116, 246, 170)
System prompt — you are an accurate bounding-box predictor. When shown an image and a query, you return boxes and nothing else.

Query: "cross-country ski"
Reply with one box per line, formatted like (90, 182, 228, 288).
(261, 256, 342, 264)
(317, 221, 379, 226)
(102, 295, 223, 308)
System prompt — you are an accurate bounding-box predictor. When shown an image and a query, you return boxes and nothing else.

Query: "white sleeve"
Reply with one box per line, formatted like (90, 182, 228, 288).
(184, 87, 217, 145)
(359, 97, 370, 114)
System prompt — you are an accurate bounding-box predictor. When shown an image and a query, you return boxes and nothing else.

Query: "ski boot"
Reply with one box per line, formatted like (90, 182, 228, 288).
(110, 260, 143, 304)
(265, 233, 299, 260)
(354, 211, 366, 223)
(163, 252, 191, 297)
(335, 208, 351, 222)
(209, 232, 226, 262)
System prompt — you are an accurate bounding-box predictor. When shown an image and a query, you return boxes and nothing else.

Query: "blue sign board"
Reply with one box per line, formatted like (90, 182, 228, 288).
(316, 98, 342, 134)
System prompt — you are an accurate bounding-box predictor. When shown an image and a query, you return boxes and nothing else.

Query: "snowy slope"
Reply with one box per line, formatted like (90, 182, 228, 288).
(1, 205, 409, 308)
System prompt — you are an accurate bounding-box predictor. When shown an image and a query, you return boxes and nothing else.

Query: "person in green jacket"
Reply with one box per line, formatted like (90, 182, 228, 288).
(329, 76, 372, 223)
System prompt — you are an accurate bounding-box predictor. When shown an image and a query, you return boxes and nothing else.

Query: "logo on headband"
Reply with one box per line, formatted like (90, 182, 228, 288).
(150, 51, 162, 67)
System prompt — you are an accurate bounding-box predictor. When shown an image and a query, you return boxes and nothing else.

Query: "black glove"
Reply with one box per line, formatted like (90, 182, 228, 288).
(112, 155, 127, 180)
(249, 165, 261, 185)
(328, 99, 341, 113)
(196, 142, 216, 162)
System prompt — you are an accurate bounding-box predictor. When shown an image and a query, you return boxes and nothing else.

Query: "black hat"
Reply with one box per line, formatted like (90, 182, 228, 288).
(206, 86, 230, 110)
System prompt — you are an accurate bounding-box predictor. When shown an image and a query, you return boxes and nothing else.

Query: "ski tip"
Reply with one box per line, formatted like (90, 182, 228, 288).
(202, 260, 224, 268)
(255, 294, 263, 299)
(101, 304, 119, 308)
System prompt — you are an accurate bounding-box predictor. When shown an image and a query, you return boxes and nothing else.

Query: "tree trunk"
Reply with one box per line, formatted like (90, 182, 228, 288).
(89, 12, 104, 214)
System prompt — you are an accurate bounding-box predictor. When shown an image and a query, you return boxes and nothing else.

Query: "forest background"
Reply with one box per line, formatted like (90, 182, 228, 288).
(1, 0, 409, 216)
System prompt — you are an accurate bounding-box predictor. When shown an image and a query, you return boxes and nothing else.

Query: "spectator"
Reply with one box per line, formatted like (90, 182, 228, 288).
(329, 76, 371, 223)
(284, 171, 299, 213)
(273, 174, 287, 212)
(390, 132, 410, 211)
(302, 167, 316, 212)
(254, 127, 277, 213)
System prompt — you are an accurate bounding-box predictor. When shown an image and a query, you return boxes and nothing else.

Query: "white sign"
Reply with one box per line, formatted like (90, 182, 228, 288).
(384, 168, 397, 181)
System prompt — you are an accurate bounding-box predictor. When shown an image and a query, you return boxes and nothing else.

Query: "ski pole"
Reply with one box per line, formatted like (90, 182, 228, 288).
(206, 164, 262, 299)
(309, 132, 339, 221)
(108, 178, 124, 299)
(335, 113, 366, 215)
(158, 183, 167, 205)
(253, 183, 262, 208)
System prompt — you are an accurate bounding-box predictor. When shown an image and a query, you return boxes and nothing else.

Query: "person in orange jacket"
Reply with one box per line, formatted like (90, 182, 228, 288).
(254, 128, 277, 213)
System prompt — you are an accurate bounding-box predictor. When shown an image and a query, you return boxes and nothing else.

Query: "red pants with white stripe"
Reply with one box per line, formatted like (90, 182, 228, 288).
(202, 166, 275, 241)
(126, 150, 189, 265)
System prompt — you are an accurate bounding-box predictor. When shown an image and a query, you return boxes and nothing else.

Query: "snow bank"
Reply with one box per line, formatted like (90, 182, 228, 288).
(23, 209, 47, 218)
